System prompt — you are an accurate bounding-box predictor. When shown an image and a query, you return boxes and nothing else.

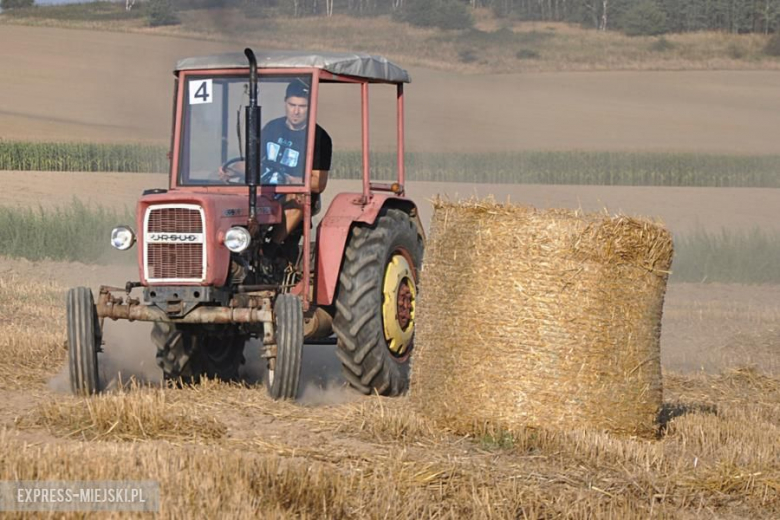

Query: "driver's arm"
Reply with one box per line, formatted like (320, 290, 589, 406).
(281, 170, 327, 191)
(311, 170, 328, 193)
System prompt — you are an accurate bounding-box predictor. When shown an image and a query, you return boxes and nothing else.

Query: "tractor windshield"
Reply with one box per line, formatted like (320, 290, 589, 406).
(178, 73, 313, 186)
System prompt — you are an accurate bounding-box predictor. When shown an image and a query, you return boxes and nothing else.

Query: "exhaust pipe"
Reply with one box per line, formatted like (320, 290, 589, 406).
(244, 48, 261, 224)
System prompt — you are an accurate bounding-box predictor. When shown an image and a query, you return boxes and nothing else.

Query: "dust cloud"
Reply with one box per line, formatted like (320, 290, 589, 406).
(47, 364, 71, 394)
(99, 320, 161, 388)
(49, 320, 161, 394)
(298, 381, 361, 407)
(51, 326, 360, 405)
(296, 342, 362, 406)
(243, 338, 362, 406)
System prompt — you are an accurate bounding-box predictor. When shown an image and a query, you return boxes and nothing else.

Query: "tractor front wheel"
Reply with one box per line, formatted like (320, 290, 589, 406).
(66, 287, 101, 395)
(265, 294, 304, 400)
(333, 208, 423, 396)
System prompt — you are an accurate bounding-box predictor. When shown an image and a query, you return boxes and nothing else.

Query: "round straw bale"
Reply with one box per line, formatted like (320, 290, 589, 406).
(410, 198, 673, 438)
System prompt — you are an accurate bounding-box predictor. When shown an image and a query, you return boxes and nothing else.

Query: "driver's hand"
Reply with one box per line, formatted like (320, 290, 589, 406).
(218, 166, 234, 182)
(219, 161, 245, 183)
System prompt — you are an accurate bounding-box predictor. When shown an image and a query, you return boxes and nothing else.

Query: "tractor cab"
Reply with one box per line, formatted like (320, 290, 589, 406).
(67, 50, 425, 401)
(176, 73, 314, 188)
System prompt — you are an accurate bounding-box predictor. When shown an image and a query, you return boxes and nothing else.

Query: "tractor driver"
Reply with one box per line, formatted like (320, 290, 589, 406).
(219, 79, 332, 246)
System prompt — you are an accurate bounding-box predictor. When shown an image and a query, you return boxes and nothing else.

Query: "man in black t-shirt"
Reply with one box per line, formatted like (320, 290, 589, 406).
(220, 80, 332, 245)
(261, 80, 332, 245)
(259, 84, 332, 183)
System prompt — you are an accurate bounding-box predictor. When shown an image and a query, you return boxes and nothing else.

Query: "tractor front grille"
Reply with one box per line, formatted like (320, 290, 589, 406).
(143, 205, 205, 282)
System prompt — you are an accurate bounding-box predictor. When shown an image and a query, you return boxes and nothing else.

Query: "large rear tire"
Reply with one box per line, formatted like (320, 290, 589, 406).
(152, 323, 246, 384)
(265, 294, 303, 400)
(66, 287, 101, 395)
(333, 208, 423, 396)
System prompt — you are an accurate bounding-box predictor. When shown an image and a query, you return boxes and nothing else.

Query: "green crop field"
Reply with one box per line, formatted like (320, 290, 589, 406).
(346, 151, 780, 187)
(0, 200, 776, 284)
(0, 141, 168, 173)
(672, 227, 780, 284)
(3, 142, 780, 187)
(0, 200, 134, 264)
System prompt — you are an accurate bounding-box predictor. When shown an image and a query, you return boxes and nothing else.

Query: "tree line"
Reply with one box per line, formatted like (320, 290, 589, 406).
(3, 0, 778, 35)
(487, 0, 780, 34)
(233, 0, 780, 34)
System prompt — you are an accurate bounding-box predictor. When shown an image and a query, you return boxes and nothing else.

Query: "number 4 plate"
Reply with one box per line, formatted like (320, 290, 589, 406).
(189, 79, 213, 105)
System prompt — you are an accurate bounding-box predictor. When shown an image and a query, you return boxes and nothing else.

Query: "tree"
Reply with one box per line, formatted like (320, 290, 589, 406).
(395, 0, 474, 30)
(147, 0, 180, 27)
(619, 0, 668, 36)
(761, 0, 780, 33)
(1, 0, 34, 9)
(572, 0, 632, 30)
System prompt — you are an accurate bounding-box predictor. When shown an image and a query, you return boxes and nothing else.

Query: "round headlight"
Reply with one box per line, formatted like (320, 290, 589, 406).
(110, 226, 136, 251)
(224, 227, 251, 253)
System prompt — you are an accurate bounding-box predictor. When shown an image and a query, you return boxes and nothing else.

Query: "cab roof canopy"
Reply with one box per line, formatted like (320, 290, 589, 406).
(175, 50, 411, 84)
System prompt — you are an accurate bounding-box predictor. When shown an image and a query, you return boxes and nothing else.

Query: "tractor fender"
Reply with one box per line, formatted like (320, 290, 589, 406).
(315, 192, 424, 306)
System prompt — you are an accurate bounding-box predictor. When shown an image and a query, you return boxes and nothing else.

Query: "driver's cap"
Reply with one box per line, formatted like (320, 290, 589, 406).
(285, 79, 310, 100)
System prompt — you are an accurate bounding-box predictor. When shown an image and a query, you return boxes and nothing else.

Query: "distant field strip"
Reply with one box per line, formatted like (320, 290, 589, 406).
(3, 142, 780, 187)
(0, 200, 777, 283)
(354, 151, 780, 187)
(672, 227, 780, 284)
(0, 141, 168, 173)
(0, 200, 133, 264)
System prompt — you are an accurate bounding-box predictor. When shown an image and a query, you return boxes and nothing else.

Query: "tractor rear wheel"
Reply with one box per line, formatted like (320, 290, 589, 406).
(152, 323, 246, 384)
(66, 287, 102, 395)
(333, 208, 423, 396)
(265, 294, 303, 400)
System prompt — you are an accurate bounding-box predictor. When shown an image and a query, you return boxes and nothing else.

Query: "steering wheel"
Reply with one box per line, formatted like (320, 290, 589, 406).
(220, 157, 288, 185)
(219, 157, 245, 184)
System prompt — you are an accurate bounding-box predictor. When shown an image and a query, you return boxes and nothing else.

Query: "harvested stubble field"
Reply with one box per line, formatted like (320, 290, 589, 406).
(0, 261, 778, 518)
(0, 177, 778, 517)
(2, 25, 780, 154)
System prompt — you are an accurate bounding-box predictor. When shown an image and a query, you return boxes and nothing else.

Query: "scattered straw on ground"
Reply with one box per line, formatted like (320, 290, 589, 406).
(3, 368, 777, 518)
(1, 368, 776, 519)
(0, 274, 66, 390)
(23, 383, 226, 442)
(0, 256, 777, 518)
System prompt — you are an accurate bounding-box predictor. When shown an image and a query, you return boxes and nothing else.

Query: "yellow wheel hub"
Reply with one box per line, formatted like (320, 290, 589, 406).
(382, 253, 416, 356)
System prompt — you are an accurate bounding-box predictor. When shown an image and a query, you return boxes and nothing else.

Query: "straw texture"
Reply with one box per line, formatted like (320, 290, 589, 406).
(410, 199, 674, 438)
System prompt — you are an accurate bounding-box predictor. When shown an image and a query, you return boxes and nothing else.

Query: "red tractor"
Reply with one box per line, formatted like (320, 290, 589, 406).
(66, 49, 424, 400)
